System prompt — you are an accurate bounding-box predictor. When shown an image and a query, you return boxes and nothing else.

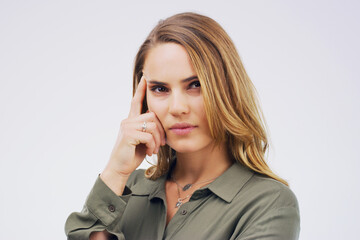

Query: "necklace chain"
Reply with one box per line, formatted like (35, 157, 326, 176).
(171, 176, 217, 191)
(174, 185, 192, 208)
(172, 175, 217, 208)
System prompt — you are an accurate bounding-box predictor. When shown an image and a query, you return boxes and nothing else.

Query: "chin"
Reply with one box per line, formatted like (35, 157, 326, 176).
(167, 137, 213, 154)
(171, 146, 199, 154)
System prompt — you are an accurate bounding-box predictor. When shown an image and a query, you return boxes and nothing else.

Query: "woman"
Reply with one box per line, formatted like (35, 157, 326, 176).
(65, 12, 300, 240)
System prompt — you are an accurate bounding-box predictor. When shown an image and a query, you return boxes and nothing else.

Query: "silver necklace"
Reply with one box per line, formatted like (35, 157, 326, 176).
(171, 176, 217, 191)
(174, 184, 193, 208)
(172, 176, 217, 208)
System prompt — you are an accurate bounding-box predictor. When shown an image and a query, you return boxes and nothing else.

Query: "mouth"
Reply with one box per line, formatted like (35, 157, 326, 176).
(169, 123, 197, 135)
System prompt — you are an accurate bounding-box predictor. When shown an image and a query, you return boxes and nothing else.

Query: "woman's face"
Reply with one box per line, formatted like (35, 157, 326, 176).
(143, 43, 214, 154)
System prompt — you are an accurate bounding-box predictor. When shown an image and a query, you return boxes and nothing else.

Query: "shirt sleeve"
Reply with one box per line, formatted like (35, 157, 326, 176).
(235, 186, 301, 240)
(65, 176, 132, 240)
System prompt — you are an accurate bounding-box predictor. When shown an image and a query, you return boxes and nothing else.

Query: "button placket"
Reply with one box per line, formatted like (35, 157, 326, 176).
(165, 192, 213, 239)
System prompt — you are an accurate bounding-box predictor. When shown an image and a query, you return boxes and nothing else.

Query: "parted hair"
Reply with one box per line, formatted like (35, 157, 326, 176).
(132, 12, 288, 186)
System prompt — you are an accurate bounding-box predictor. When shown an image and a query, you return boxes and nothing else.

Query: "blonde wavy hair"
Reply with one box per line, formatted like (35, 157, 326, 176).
(132, 12, 288, 186)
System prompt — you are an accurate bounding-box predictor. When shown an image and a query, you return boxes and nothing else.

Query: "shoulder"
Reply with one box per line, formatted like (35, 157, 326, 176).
(228, 165, 300, 223)
(232, 172, 300, 239)
(244, 173, 299, 210)
(223, 162, 298, 210)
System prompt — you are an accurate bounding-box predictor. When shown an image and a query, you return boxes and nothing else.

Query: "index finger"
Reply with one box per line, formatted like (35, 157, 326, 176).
(129, 75, 147, 117)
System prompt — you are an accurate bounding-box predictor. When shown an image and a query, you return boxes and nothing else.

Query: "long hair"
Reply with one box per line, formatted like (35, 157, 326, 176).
(132, 12, 288, 186)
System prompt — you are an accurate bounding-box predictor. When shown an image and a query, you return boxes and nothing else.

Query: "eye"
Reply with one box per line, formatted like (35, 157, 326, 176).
(188, 81, 201, 89)
(150, 85, 168, 93)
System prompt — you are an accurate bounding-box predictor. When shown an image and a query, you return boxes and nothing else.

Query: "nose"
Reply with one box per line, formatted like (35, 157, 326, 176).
(168, 91, 190, 116)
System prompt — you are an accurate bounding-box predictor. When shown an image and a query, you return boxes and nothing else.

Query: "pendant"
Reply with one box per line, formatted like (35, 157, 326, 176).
(183, 184, 192, 191)
(175, 201, 182, 208)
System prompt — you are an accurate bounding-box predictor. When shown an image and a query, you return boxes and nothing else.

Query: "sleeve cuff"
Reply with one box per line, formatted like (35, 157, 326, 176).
(85, 175, 132, 227)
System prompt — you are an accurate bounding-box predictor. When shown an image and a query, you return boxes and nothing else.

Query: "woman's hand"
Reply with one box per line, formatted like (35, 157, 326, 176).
(89, 231, 111, 240)
(100, 76, 166, 195)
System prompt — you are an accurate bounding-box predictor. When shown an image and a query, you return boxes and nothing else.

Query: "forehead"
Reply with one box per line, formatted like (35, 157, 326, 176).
(143, 43, 196, 82)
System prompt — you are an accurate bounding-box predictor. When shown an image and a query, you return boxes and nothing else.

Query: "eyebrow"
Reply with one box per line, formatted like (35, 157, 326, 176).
(147, 75, 198, 85)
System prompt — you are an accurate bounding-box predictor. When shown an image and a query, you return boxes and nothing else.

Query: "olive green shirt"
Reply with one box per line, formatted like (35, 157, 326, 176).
(65, 163, 300, 239)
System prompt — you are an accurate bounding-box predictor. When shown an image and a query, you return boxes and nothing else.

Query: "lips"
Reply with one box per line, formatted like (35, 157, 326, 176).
(170, 123, 197, 135)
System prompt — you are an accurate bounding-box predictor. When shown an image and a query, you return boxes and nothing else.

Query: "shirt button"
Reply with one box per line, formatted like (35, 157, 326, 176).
(108, 205, 116, 212)
(180, 209, 187, 215)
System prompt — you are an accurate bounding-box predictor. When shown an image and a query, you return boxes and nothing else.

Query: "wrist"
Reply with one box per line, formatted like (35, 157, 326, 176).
(100, 169, 130, 196)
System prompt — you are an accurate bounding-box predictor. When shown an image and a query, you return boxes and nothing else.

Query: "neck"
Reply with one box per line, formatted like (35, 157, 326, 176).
(172, 142, 233, 184)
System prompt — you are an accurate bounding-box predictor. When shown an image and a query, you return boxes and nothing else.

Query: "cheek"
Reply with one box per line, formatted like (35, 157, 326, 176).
(194, 98, 206, 118)
(147, 95, 167, 120)
(196, 99, 211, 129)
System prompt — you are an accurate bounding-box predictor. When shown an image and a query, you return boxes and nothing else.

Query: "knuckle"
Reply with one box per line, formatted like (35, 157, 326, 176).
(145, 134, 152, 142)
(149, 122, 156, 130)
(120, 119, 131, 130)
(148, 112, 155, 118)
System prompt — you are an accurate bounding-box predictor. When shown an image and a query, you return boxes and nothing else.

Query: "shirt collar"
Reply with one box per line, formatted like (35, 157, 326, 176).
(130, 162, 254, 203)
(207, 162, 254, 203)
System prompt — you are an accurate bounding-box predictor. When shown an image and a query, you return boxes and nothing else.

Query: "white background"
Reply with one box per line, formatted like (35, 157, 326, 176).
(1, 1, 359, 239)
